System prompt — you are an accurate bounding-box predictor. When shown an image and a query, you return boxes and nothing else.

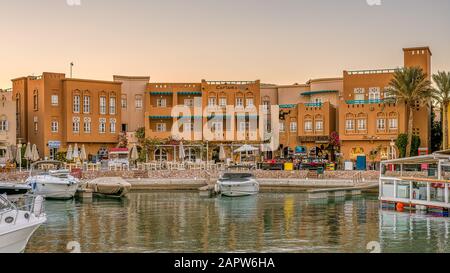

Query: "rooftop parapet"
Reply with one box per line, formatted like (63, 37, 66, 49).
(345, 68, 402, 75)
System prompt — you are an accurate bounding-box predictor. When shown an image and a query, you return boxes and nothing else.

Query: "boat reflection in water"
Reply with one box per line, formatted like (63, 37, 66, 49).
(215, 195, 258, 224)
(379, 210, 450, 252)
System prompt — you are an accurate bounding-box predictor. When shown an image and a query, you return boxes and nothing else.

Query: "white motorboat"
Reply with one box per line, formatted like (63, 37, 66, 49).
(0, 194, 46, 253)
(26, 161, 80, 200)
(217, 171, 259, 197)
(0, 183, 31, 201)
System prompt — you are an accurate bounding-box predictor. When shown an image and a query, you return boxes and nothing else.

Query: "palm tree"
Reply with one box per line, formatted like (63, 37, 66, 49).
(432, 71, 450, 150)
(385, 67, 433, 157)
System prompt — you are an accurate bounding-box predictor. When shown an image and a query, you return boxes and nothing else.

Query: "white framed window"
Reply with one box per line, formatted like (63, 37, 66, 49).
(236, 98, 244, 107)
(100, 96, 107, 115)
(184, 99, 194, 107)
(84, 117, 91, 133)
(99, 118, 106, 133)
(389, 118, 398, 129)
(290, 122, 297, 132)
(377, 118, 386, 130)
(51, 121, 58, 133)
(157, 98, 167, 107)
(208, 97, 216, 107)
(346, 119, 355, 130)
(212, 121, 223, 133)
(354, 88, 365, 101)
(304, 121, 313, 132)
(279, 122, 285, 132)
(135, 95, 143, 109)
(110, 97, 116, 114)
(156, 123, 166, 132)
(219, 97, 227, 107)
(121, 95, 127, 109)
(34, 121, 38, 132)
(72, 117, 80, 133)
(110, 118, 116, 133)
(315, 120, 324, 131)
(263, 101, 270, 112)
(369, 87, 381, 101)
(83, 96, 90, 114)
(73, 95, 80, 113)
(51, 95, 58, 106)
(0, 119, 8, 132)
(246, 98, 254, 107)
(357, 119, 367, 130)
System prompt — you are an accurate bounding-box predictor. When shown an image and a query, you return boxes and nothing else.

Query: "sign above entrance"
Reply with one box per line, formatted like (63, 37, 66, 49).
(48, 141, 61, 149)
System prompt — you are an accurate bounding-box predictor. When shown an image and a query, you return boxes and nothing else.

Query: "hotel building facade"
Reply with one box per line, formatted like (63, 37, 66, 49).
(12, 72, 122, 159)
(6, 46, 433, 165)
(145, 80, 263, 161)
(338, 47, 432, 162)
(0, 89, 16, 157)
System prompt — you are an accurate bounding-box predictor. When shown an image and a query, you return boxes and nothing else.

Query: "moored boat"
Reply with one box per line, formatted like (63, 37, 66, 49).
(26, 161, 79, 200)
(0, 194, 46, 253)
(85, 177, 131, 198)
(0, 183, 31, 201)
(379, 151, 450, 214)
(217, 170, 259, 197)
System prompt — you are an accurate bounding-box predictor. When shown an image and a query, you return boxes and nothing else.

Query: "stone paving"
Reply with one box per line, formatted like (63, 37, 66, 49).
(1, 169, 384, 182)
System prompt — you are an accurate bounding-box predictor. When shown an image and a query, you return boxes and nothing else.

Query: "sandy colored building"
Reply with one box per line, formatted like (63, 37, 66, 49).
(339, 47, 432, 164)
(113, 75, 150, 133)
(12, 72, 122, 159)
(145, 80, 262, 161)
(0, 89, 16, 158)
(261, 78, 343, 157)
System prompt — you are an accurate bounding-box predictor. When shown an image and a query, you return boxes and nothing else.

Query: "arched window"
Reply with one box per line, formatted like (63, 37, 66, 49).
(315, 114, 324, 131)
(154, 149, 168, 162)
(0, 115, 8, 132)
(33, 90, 39, 111)
(208, 92, 217, 107)
(304, 115, 313, 132)
(219, 92, 227, 107)
(235, 92, 244, 107)
(357, 113, 367, 131)
(388, 112, 398, 130)
(245, 92, 254, 107)
(376, 112, 386, 131)
(345, 113, 355, 131)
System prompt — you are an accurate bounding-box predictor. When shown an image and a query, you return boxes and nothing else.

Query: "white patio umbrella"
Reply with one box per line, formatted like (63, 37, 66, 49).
(73, 143, 79, 160)
(219, 144, 226, 161)
(179, 142, 185, 161)
(31, 144, 40, 162)
(234, 144, 259, 153)
(16, 145, 22, 172)
(24, 143, 32, 169)
(80, 145, 87, 162)
(66, 145, 73, 161)
(130, 144, 139, 165)
(5, 146, 13, 162)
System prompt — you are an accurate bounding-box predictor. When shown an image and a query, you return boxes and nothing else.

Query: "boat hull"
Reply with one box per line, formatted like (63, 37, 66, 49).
(0, 219, 46, 253)
(218, 181, 260, 197)
(31, 182, 78, 200)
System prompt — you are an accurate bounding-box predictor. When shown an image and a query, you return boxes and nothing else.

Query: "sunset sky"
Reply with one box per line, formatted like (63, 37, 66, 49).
(0, 0, 449, 87)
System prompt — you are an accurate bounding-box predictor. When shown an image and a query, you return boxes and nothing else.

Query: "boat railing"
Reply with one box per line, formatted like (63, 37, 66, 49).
(0, 194, 45, 225)
(379, 176, 450, 208)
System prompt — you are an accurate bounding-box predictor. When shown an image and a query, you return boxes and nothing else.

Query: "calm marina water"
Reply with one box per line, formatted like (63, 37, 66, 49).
(26, 192, 450, 253)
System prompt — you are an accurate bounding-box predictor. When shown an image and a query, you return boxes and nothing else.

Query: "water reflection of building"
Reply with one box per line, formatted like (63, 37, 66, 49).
(27, 193, 381, 253)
